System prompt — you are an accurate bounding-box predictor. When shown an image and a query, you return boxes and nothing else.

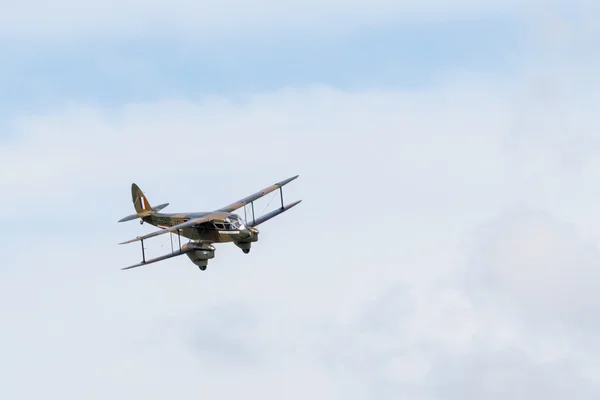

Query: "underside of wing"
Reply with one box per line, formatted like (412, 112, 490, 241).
(121, 242, 214, 270)
(216, 175, 299, 213)
(122, 247, 189, 270)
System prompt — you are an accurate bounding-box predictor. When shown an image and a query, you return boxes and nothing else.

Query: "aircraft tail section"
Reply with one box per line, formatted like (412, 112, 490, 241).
(118, 183, 169, 223)
(132, 183, 152, 214)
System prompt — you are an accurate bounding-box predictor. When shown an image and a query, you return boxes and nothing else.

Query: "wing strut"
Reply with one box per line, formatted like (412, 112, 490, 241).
(279, 187, 284, 208)
(123, 228, 192, 270)
(216, 175, 299, 213)
(168, 230, 183, 255)
(241, 178, 297, 227)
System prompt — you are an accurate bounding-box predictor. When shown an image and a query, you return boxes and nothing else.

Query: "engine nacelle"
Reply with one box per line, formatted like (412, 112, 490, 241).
(234, 241, 251, 251)
(182, 242, 215, 267)
(234, 241, 252, 253)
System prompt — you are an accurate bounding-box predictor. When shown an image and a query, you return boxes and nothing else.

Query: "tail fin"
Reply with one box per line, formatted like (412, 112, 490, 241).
(132, 183, 152, 214)
(118, 184, 169, 223)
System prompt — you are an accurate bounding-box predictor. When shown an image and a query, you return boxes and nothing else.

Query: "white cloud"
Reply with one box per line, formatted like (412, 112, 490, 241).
(466, 210, 600, 317)
(2, 62, 600, 398)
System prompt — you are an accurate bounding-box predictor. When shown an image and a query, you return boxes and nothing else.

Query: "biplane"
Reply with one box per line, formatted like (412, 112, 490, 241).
(117, 175, 301, 271)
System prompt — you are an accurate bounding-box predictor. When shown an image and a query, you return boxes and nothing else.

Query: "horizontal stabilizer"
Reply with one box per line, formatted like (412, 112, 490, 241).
(248, 200, 302, 227)
(118, 203, 168, 223)
(117, 210, 153, 223)
(152, 203, 169, 212)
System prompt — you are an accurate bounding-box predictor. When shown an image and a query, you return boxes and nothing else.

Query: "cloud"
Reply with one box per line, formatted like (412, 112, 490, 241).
(2, 52, 600, 398)
(466, 210, 600, 320)
(429, 346, 600, 400)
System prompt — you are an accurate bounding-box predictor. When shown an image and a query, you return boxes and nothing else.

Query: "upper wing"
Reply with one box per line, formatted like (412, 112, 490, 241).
(118, 213, 224, 245)
(216, 175, 299, 213)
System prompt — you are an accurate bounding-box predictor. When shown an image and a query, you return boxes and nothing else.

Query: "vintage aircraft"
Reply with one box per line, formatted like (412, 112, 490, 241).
(117, 175, 301, 271)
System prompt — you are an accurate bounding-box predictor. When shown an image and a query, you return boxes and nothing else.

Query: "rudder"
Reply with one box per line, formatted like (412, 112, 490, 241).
(132, 183, 152, 214)
(118, 184, 169, 223)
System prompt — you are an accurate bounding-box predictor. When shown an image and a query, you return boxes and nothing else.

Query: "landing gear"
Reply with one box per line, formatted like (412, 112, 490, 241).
(139, 220, 144, 225)
(243, 248, 250, 254)
(198, 265, 207, 271)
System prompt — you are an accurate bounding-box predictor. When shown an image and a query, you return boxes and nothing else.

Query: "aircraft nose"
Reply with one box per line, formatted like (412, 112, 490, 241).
(240, 227, 252, 238)
(241, 226, 258, 239)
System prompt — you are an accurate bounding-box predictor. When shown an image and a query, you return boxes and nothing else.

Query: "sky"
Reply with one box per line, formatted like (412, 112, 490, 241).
(0, 0, 599, 398)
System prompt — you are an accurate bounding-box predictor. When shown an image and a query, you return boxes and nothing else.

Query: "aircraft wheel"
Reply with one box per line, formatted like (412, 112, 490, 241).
(243, 249, 250, 254)
(199, 265, 207, 271)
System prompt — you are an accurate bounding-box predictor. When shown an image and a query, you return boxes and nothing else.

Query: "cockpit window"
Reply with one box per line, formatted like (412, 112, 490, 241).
(226, 216, 243, 229)
(214, 216, 244, 230)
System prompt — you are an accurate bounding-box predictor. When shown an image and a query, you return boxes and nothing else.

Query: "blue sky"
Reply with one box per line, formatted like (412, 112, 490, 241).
(0, 15, 526, 119)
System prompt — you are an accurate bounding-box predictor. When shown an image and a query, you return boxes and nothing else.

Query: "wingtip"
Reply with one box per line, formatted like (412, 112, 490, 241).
(278, 174, 300, 186)
(284, 199, 302, 209)
(118, 237, 140, 245)
(121, 263, 144, 270)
